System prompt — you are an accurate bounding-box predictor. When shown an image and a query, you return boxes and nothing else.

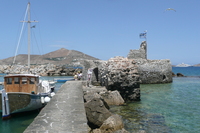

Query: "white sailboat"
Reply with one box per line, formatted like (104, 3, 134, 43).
(0, 2, 55, 119)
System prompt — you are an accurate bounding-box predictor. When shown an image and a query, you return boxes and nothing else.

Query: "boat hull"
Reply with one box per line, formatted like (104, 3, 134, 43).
(0, 92, 47, 114)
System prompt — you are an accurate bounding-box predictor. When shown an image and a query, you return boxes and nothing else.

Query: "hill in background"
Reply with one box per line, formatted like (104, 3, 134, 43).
(0, 48, 99, 65)
(194, 64, 200, 66)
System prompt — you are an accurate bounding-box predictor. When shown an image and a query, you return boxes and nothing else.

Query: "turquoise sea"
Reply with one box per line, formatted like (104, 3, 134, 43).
(110, 67, 200, 133)
(0, 67, 200, 133)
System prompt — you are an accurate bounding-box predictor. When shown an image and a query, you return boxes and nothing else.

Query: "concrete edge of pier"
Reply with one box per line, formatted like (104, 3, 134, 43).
(24, 81, 88, 133)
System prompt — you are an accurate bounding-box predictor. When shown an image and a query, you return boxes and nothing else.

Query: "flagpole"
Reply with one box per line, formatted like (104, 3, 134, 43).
(139, 30, 147, 59)
(145, 30, 147, 59)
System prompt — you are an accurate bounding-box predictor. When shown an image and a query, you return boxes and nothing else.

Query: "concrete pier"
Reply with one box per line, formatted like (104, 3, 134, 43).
(24, 81, 88, 133)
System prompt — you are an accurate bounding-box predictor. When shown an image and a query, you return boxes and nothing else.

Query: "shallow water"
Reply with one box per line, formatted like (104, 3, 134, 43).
(0, 111, 39, 133)
(110, 76, 200, 133)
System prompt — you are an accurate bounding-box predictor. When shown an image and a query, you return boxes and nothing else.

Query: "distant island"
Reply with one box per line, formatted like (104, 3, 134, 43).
(194, 64, 200, 66)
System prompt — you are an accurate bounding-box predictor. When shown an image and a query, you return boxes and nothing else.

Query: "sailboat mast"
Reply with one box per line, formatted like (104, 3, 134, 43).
(27, 2, 31, 73)
(23, 2, 38, 73)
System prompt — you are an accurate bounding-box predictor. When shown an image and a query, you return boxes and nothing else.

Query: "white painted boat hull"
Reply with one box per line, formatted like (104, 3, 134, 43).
(0, 92, 49, 116)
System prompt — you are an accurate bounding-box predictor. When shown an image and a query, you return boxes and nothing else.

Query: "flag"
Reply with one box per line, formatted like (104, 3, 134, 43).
(139, 32, 146, 38)
(31, 25, 36, 28)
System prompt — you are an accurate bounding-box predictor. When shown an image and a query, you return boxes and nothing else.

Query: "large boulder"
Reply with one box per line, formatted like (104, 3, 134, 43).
(83, 91, 102, 103)
(90, 114, 130, 133)
(99, 114, 124, 132)
(100, 91, 124, 105)
(177, 73, 184, 77)
(91, 128, 129, 133)
(85, 98, 112, 128)
(83, 86, 107, 103)
(83, 87, 124, 106)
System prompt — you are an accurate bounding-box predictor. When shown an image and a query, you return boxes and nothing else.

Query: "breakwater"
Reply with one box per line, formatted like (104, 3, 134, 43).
(24, 81, 130, 133)
(24, 81, 88, 133)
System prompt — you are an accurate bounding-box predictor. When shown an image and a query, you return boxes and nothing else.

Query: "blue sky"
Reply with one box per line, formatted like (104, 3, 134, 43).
(0, 0, 199, 65)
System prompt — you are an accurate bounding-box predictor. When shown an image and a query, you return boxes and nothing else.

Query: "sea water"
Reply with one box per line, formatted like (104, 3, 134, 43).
(0, 75, 72, 133)
(172, 66, 200, 76)
(110, 67, 200, 133)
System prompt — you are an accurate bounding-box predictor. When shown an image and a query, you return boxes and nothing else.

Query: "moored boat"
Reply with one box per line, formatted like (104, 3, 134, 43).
(0, 74, 54, 119)
(0, 2, 55, 119)
(176, 63, 191, 67)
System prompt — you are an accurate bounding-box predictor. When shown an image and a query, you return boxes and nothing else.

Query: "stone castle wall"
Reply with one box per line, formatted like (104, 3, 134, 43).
(127, 41, 172, 84)
(135, 59, 172, 84)
(127, 41, 147, 59)
(98, 57, 141, 101)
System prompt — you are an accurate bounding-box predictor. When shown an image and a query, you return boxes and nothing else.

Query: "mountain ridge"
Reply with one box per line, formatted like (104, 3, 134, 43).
(0, 48, 99, 65)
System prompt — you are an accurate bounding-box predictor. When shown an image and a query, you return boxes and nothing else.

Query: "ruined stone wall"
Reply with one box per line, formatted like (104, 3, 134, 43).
(99, 56, 140, 101)
(127, 41, 172, 84)
(127, 41, 147, 59)
(135, 59, 172, 84)
(72, 40, 173, 86)
(81, 58, 172, 85)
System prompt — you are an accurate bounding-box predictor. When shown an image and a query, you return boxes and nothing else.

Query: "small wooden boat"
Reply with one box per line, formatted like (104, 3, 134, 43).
(0, 74, 54, 119)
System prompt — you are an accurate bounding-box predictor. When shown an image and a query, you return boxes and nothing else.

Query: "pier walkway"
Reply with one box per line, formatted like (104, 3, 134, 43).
(24, 81, 88, 133)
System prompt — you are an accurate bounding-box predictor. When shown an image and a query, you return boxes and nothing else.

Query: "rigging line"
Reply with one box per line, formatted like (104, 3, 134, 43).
(37, 24, 44, 55)
(13, 4, 29, 65)
(32, 29, 41, 55)
(32, 8, 44, 56)
(31, 29, 42, 65)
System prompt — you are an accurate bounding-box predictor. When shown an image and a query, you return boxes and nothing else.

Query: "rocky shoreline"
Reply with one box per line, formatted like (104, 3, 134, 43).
(83, 85, 130, 133)
(0, 64, 82, 76)
(83, 83, 151, 133)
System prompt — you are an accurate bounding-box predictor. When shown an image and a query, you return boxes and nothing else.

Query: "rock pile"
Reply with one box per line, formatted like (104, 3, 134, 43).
(0, 64, 82, 76)
(83, 86, 129, 133)
(99, 56, 140, 101)
(172, 72, 185, 77)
